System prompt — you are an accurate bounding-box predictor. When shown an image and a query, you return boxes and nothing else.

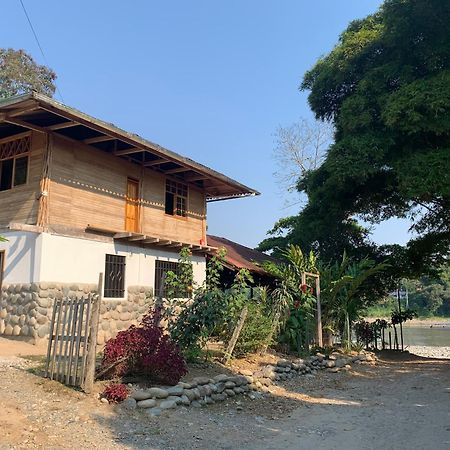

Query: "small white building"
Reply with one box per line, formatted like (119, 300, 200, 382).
(0, 93, 258, 343)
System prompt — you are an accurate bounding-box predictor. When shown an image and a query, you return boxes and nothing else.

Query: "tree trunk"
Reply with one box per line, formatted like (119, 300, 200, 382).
(345, 313, 351, 351)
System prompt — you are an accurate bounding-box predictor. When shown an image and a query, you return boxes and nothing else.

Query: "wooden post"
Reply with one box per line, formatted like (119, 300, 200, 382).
(315, 276, 323, 347)
(82, 273, 102, 393)
(37, 134, 52, 229)
(397, 288, 404, 352)
(222, 306, 248, 364)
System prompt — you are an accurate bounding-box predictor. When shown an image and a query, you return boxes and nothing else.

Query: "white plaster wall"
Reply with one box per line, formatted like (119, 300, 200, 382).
(0, 231, 207, 297)
(0, 231, 42, 283)
(38, 233, 206, 298)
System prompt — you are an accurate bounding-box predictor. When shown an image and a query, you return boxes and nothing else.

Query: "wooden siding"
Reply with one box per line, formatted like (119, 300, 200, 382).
(49, 135, 206, 245)
(0, 132, 44, 226)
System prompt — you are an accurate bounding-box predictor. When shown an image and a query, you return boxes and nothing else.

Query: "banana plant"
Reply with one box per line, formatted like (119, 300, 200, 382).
(321, 253, 387, 350)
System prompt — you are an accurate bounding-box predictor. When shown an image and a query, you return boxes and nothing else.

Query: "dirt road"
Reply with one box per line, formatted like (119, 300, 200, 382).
(0, 338, 449, 449)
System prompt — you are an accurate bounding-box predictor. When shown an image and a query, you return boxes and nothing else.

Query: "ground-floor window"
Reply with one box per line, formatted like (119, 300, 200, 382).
(155, 260, 181, 298)
(104, 254, 126, 298)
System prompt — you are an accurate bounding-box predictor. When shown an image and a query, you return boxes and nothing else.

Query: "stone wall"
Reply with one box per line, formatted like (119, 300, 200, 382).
(121, 351, 377, 416)
(0, 282, 153, 343)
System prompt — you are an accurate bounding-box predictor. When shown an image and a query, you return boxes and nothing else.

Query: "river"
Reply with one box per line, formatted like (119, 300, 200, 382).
(402, 325, 450, 347)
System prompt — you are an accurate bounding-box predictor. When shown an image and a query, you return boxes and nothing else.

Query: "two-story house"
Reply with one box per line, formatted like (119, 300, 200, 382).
(0, 92, 258, 343)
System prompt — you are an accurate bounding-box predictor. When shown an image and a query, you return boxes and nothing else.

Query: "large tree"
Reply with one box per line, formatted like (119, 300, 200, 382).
(260, 0, 450, 276)
(0, 48, 56, 98)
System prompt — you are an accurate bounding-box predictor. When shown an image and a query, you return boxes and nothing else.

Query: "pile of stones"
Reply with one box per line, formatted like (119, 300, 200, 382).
(116, 351, 376, 417)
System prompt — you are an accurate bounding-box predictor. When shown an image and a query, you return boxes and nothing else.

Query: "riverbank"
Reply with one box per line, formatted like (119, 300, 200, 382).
(407, 346, 450, 359)
(366, 317, 450, 327)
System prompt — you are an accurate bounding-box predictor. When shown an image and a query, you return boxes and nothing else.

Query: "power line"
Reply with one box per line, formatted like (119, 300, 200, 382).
(19, 0, 65, 102)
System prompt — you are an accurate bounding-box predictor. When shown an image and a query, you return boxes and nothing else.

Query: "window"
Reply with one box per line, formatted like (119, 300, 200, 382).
(0, 251, 4, 290)
(165, 180, 187, 217)
(0, 136, 30, 191)
(155, 260, 181, 298)
(104, 254, 126, 298)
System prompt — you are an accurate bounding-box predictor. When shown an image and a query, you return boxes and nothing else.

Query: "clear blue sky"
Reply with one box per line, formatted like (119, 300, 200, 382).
(2, 0, 412, 248)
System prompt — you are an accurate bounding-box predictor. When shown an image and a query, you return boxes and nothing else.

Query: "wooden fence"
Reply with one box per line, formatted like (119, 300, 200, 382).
(45, 274, 102, 393)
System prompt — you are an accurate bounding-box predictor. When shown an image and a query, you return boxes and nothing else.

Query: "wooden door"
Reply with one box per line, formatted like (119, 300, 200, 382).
(125, 178, 140, 232)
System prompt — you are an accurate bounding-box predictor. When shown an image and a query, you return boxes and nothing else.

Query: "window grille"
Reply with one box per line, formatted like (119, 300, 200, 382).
(0, 135, 30, 160)
(0, 136, 30, 191)
(155, 260, 181, 298)
(104, 254, 126, 298)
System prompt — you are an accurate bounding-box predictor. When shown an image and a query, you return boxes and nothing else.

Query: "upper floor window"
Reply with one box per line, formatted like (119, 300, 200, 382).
(0, 135, 30, 192)
(165, 180, 188, 217)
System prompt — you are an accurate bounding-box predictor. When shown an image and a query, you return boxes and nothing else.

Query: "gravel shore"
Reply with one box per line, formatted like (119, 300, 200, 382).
(407, 346, 450, 359)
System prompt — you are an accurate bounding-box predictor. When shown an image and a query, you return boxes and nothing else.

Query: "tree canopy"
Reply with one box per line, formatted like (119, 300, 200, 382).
(0, 48, 56, 98)
(260, 0, 450, 277)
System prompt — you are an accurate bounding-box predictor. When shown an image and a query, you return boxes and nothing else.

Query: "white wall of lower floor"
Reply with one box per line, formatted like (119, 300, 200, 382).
(0, 230, 206, 298)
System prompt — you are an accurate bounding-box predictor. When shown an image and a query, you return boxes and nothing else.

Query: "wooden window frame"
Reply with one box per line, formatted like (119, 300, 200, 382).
(104, 254, 126, 299)
(0, 134, 31, 192)
(165, 179, 188, 219)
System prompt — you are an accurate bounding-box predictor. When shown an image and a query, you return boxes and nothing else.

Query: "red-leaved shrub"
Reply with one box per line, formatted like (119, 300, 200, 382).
(100, 310, 187, 385)
(102, 383, 129, 403)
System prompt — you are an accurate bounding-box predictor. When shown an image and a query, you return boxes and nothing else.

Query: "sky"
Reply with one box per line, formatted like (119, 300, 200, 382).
(1, 0, 413, 249)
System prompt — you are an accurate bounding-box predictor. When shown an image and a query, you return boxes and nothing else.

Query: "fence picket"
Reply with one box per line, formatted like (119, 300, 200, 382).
(45, 282, 102, 391)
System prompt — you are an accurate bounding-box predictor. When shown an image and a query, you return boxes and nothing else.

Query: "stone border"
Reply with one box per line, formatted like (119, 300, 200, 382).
(115, 351, 376, 416)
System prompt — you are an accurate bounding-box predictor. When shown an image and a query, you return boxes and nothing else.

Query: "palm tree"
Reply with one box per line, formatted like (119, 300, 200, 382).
(321, 253, 387, 350)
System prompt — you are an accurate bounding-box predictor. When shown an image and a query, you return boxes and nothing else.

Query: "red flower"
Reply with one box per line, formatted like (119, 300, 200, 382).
(293, 300, 301, 309)
(300, 284, 308, 293)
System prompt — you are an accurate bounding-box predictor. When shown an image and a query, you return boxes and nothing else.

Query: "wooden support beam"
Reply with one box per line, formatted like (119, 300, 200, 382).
(144, 158, 168, 166)
(114, 148, 143, 156)
(141, 237, 160, 244)
(164, 166, 189, 175)
(128, 234, 146, 241)
(8, 106, 39, 117)
(48, 121, 79, 130)
(84, 135, 115, 145)
(157, 239, 172, 246)
(185, 174, 209, 182)
(113, 232, 132, 239)
(3, 117, 47, 134)
(167, 241, 183, 248)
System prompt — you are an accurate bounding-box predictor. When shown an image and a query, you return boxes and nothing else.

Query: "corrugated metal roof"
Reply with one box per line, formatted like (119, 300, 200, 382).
(207, 234, 278, 275)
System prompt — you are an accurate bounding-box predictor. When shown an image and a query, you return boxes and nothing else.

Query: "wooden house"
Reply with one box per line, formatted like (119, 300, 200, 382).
(0, 92, 258, 342)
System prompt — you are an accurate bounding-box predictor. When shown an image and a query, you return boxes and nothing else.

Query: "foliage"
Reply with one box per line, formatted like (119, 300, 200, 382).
(354, 321, 374, 346)
(232, 300, 273, 357)
(263, 244, 317, 323)
(101, 383, 129, 403)
(0, 48, 56, 98)
(168, 247, 274, 359)
(160, 246, 195, 330)
(278, 286, 316, 355)
(391, 308, 418, 325)
(99, 309, 187, 385)
(403, 265, 450, 316)
(320, 253, 387, 350)
(260, 0, 450, 276)
(168, 248, 228, 353)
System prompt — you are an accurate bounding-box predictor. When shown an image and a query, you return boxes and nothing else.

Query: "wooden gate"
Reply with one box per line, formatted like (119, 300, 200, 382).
(45, 275, 102, 393)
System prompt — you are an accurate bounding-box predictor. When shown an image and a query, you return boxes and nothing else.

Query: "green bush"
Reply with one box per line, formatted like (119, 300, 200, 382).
(232, 302, 273, 357)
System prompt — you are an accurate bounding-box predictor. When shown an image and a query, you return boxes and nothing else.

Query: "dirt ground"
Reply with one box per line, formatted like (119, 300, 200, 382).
(0, 337, 449, 450)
